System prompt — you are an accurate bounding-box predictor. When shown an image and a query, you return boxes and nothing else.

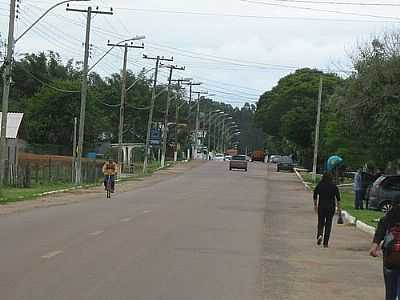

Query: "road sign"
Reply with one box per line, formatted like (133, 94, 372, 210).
(150, 128, 161, 145)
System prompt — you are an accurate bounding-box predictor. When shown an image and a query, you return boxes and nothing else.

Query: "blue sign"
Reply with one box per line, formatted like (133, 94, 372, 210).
(150, 128, 161, 145)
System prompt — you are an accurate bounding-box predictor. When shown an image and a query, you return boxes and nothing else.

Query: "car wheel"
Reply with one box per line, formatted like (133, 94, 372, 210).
(380, 201, 392, 213)
(245, 169, 247, 172)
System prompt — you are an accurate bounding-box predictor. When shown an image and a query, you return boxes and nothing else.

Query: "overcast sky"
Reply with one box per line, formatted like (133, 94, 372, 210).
(1, 0, 399, 107)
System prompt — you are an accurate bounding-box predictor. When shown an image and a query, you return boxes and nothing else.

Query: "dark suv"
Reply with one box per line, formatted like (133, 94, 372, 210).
(277, 156, 294, 172)
(368, 175, 400, 212)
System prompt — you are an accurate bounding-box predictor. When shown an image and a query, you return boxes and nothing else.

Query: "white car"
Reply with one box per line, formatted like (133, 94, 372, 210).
(224, 155, 232, 161)
(214, 153, 225, 161)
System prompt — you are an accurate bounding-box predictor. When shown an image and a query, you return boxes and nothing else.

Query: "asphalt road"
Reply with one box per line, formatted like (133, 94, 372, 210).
(0, 161, 384, 300)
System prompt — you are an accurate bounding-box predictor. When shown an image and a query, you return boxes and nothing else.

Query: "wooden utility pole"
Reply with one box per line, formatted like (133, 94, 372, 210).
(67, 6, 113, 184)
(0, 0, 17, 185)
(312, 76, 323, 182)
(142, 54, 173, 173)
(160, 64, 185, 168)
(107, 41, 144, 172)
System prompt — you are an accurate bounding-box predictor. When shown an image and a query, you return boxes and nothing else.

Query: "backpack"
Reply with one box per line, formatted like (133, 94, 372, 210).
(383, 223, 400, 268)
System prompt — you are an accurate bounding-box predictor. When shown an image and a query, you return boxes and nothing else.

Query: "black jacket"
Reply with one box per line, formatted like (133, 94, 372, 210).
(313, 181, 341, 211)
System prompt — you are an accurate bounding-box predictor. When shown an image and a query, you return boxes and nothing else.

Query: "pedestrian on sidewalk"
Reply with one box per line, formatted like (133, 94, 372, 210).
(370, 195, 400, 300)
(353, 168, 363, 209)
(313, 172, 341, 248)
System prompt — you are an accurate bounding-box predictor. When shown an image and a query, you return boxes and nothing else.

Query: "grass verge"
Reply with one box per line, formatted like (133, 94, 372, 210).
(0, 160, 175, 205)
(0, 182, 77, 204)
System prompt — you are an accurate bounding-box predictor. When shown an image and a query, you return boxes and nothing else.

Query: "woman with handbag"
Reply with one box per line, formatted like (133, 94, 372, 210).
(313, 172, 341, 248)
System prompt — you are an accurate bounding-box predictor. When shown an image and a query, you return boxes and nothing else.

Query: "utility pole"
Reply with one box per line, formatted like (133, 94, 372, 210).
(67, 5, 113, 184)
(72, 117, 77, 183)
(159, 64, 185, 168)
(312, 76, 323, 182)
(171, 78, 190, 162)
(0, 0, 17, 185)
(192, 91, 208, 159)
(221, 117, 225, 153)
(208, 111, 212, 157)
(181, 81, 201, 160)
(107, 40, 144, 173)
(142, 54, 173, 173)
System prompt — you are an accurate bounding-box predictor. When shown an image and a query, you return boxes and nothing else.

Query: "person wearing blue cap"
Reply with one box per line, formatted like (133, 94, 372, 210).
(313, 172, 341, 248)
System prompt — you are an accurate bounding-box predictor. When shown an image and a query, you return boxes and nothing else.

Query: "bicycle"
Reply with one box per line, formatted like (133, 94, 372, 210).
(105, 175, 112, 199)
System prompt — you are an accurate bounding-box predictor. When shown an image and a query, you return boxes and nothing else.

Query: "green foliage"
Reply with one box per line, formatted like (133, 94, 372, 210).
(330, 32, 400, 169)
(255, 68, 343, 167)
(2, 51, 262, 156)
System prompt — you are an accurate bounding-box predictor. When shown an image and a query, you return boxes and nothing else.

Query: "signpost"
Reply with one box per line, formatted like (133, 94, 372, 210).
(150, 128, 161, 146)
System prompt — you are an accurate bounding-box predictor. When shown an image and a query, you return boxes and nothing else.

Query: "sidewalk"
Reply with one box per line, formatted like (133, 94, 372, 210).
(263, 165, 383, 300)
(0, 160, 204, 216)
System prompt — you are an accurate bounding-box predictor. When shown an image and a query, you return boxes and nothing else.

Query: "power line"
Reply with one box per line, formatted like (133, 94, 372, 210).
(261, 0, 400, 6)
(240, 0, 400, 21)
(18, 63, 80, 93)
(112, 6, 399, 23)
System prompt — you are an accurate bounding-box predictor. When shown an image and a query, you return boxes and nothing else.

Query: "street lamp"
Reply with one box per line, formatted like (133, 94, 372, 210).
(0, 0, 91, 184)
(207, 109, 222, 156)
(221, 115, 233, 154)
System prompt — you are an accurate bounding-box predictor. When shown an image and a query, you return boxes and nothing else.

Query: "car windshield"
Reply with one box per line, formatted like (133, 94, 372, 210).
(279, 156, 292, 163)
(232, 155, 246, 161)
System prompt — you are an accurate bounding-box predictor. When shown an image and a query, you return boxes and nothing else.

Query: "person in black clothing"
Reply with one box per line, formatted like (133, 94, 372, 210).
(313, 173, 341, 248)
(370, 195, 400, 300)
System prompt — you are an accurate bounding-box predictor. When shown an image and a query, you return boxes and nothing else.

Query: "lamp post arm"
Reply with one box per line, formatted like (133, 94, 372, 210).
(16, 0, 90, 43)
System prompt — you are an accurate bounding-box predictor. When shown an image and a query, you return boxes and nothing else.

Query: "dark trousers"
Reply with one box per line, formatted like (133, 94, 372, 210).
(317, 208, 335, 246)
(355, 190, 363, 209)
(104, 175, 115, 191)
(384, 266, 400, 300)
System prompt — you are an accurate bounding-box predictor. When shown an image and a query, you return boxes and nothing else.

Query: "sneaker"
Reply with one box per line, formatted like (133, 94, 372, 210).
(323, 244, 329, 248)
(317, 235, 323, 246)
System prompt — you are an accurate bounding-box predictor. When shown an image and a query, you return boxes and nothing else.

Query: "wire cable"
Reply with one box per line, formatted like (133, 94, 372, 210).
(240, 0, 400, 21)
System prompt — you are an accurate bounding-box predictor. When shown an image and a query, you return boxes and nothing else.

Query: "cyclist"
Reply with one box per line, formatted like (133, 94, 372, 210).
(102, 159, 118, 193)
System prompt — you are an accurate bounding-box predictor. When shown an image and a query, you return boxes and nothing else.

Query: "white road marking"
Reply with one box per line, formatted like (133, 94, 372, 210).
(120, 218, 132, 222)
(143, 210, 152, 214)
(41, 251, 63, 259)
(89, 230, 104, 236)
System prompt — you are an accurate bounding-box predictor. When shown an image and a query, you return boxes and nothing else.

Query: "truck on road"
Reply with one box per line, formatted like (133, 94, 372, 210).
(251, 150, 265, 162)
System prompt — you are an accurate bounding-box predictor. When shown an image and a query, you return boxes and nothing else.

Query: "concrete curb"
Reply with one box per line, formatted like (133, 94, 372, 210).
(294, 168, 312, 191)
(341, 210, 375, 236)
(294, 169, 376, 236)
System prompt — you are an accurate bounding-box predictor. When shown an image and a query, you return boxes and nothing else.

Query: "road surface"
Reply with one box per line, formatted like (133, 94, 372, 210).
(0, 161, 383, 299)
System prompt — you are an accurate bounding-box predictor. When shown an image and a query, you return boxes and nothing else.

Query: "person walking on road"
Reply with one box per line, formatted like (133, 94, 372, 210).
(353, 168, 363, 209)
(370, 195, 400, 300)
(313, 173, 341, 248)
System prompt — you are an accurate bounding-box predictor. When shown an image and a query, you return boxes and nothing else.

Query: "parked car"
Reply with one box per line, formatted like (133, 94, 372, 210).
(229, 155, 248, 171)
(276, 156, 294, 172)
(224, 155, 232, 161)
(214, 153, 225, 161)
(270, 155, 282, 163)
(368, 175, 400, 212)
